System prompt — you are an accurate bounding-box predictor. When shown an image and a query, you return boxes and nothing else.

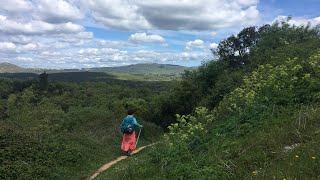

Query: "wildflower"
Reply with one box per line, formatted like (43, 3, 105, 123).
(311, 156, 316, 160)
(252, 170, 258, 176)
(295, 155, 299, 158)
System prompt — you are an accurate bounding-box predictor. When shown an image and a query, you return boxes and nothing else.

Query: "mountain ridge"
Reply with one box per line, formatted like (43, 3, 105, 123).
(0, 62, 192, 75)
(0, 62, 26, 73)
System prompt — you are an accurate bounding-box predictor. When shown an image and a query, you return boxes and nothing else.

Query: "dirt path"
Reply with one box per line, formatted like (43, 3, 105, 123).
(87, 144, 155, 180)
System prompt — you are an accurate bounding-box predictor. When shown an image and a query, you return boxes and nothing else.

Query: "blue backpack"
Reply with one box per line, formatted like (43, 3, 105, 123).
(120, 116, 135, 134)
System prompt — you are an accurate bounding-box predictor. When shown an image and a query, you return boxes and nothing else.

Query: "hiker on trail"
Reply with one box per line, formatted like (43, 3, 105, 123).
(120, 109, 143, 156)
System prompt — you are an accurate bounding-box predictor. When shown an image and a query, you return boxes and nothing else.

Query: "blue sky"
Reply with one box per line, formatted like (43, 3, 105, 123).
(0, 0, 319, 69)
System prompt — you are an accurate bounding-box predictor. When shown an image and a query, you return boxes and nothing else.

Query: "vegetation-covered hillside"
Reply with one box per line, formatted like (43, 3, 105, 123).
(0, 63, 25, 73)
(88, 63, 190, 75)
(99, 20, 320, 179)
(0, 63, 190, 81)
(1, 19, 320, 180)
(0, 78, 165, 179)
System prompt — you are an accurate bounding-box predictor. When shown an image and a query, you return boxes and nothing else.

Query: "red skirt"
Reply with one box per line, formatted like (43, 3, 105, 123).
(121, 132, 136, 152)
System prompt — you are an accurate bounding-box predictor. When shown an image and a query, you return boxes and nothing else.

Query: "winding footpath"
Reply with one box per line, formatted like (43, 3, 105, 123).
(87, 144, 155, 180)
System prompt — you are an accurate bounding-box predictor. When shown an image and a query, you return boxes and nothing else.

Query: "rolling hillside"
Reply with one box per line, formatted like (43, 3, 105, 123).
(0, 63, 191, 81)
(0, 62, 25, 73)
(0, 63, 190, 75)
(86, 63, 191, 75)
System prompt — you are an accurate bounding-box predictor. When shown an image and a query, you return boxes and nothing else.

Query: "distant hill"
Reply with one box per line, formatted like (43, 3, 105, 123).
(0, 63, 193, 81)
(0, 62, 26, 73)
(85, 63, 191, 75)
(0, 63, 191, 75)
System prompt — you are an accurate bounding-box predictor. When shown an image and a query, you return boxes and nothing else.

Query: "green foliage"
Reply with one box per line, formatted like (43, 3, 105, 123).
(217, 53, 320, 120)
(216, 26, 258, 68)
(168, 107, 213, 144)
(102, 23, 320, 179)
(89, 63, 190, 76)
(150, 20, 320, 129)
(0, 63, 189, 82)
(39, 72, 49, 91)
(0, 79, 164, 179)
(2, 20, 320, 179)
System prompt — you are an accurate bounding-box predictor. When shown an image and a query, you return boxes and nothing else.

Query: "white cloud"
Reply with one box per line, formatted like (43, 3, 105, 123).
(211, 32, 218, 37)
(186, 39, 205, 50)
(20, 43, 41, 51)
(129, 33, 165, 44)
(41, 51, 61, 56)
(85, 0, 260, 31)
(56, 32, 93, 44)
(274, 16, 320, 27)
(0, 41, 43, 52)
(8, 35, 32, 45)
(85, 0, 151, 30)
(16, 56, 34, 62)
(0, 0, 32, 13)
(236, 0, 258, 7)
(0, 42, 16, 51)
(209, 43, 218, 49)
(0, 15, 83, 35)
(36, 0, 83, 23)
(138, 0, 260, 30)
(0, 0, 254, 68)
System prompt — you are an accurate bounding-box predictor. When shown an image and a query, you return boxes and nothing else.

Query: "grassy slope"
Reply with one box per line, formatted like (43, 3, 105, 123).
(97, 53, 320, 179)
(99, 105, 320, 179)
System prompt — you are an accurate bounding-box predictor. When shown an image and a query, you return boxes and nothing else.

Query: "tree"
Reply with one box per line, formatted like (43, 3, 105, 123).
(215, 27, 259, 68)
(39, 72, 49, 91)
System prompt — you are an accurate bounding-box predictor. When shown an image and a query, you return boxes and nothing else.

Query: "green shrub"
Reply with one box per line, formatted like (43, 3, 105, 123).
(102, 51, 320, 179)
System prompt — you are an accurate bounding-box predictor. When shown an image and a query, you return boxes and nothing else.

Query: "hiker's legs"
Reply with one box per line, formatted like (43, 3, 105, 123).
(129, 132, 137, 151)
(121, 132, 136, 153)
(126, 150, 132, 156)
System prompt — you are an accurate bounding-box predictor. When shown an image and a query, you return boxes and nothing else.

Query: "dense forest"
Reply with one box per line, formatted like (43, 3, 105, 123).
(1, 19, 320, 179)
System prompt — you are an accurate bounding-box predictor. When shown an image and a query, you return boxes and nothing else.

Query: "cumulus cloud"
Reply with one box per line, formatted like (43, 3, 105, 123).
(20, 43, 42, 51)
(8, 35, 32, 45)
(36, 0, 83, 23)
(85, 0, 260, 31)
(0, 15, 83, 35)
(137, 0, 259, 30)
(274, 16, 320, 27)
(0, 0, 32, 13)
(0, 41, 44, 53)
(56, 31, 94, 44)
(186, 39, 205, 50)
(209, 43, 218, 49)
(0, 0, 255, 68)
(85, 0, 151, 30)
(16, 56, 34, 62)
(236, 0, 258, 7)
(0, 42, 16, 51)
(211, 32, 218, 37)
(129, 33, 165, 44)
